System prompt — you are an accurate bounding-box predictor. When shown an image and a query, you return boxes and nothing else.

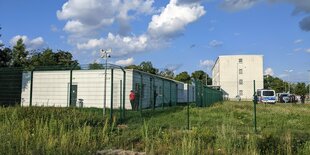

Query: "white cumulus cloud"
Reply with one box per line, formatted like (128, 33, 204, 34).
(264, 67, 274, 76)
(220, 0, 310, 31)
(200, 59, 214, 69)
(10, 35, 45, 50)
(57, 0, 155, 36)
(148, 0, 206, 38)
(209, 40, 223, 47)
(306, 48, 310, 53)
(57, 0, 206, 57)
(294, 39, 303, 44)
(77, 33, 149, 56)
(115, 57, 134, 66)
(221, 0, 258, 11)
(294, 48, 302, 52)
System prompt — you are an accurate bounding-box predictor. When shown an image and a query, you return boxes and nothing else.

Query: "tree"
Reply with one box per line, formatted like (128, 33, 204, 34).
(89, 62, 104, 69)
(125, 64, 141, 70)
(125, 61, 159, 75)
(0, 47, 12, 67)
(264, 75, 286, 93)
(139, 61, 158, 74)
(159, 68, 174, 79)
(54, 50, 79, 67)
(175, 71, 191, 83)
(294, 82, 307, 95)
(0, 26, 3, 47)
(191, 70, 212, 85)
(28, 49, 79, 69)
(0, 26, 13, 67)
(12, 38, 29, 67)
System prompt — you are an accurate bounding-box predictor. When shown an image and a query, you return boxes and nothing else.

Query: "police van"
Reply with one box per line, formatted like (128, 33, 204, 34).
(257, 89, 276, 104)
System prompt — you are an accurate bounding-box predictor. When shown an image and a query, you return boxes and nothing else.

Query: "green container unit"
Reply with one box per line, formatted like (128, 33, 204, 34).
(0, 68, 23, 106)
(132, 70, 178, 109)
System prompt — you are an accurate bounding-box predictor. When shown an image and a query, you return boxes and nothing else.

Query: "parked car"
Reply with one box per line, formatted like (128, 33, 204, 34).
(279, 94, 290, 103)
(279, 94, 298, 103)
(289, 94, 298, 103)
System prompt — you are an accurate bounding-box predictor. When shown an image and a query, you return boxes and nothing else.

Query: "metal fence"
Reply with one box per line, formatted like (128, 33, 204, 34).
(195, 80, 223, 107)
(0, 64, 226, 121)
(0, 67, 23, 106)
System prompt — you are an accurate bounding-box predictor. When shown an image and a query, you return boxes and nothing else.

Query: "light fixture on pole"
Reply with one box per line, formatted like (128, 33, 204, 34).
(284, 69, 293, 93)
(101, 48, 112, 117)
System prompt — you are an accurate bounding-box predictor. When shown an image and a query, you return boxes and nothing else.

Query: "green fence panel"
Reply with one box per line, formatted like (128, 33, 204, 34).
(195, 80, 223, 107)
(0, 68, 23, 106)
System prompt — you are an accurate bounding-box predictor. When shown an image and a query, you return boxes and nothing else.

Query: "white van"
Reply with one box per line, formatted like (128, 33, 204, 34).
(257, 89, 276, 104)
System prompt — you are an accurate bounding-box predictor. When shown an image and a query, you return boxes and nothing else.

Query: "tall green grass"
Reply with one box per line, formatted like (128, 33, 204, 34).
(1, 102, 310, 154)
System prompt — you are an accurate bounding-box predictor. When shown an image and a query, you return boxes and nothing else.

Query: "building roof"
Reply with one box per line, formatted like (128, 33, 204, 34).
(125, 69, 189, 85)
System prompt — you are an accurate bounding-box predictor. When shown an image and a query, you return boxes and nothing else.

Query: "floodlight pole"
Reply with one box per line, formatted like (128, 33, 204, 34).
(101, 49, 111, 117)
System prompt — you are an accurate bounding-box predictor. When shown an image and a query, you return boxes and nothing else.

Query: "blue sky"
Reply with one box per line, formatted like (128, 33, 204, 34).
(0, 0, 309, 82)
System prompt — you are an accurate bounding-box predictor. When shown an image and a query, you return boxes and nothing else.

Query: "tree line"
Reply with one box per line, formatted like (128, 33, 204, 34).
(0, 38, 78, 69)
(125, 61, 212, 85)
(0, 35, 211, 84)
(264, 75, 309, 96)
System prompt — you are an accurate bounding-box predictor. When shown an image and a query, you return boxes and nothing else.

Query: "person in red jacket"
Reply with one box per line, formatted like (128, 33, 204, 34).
(129, 90, 135, 110)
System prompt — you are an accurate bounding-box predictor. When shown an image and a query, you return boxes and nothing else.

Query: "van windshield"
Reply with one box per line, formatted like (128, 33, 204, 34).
(263, 91, 274, 96)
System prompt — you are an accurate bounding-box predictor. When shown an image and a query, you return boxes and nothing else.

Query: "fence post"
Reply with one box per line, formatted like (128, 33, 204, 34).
(169, 81, 172, 106)
(187, 83, 190, 130)
(120, 80, 123, 122)
(153, 78, 155, 110)
(253, 80, 257, 133)
(162, 80, 164, 109)
(140, 73, 143, 114)
(29, 69, 34, 106)
(123, 71, 126, 120)
(175, 83, 178, 106)
(110, 69, 114, 121)
(192, 86, 194, 102)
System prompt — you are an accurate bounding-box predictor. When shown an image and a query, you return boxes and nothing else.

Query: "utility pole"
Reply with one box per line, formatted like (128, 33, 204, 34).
(101, 49, 111, 117)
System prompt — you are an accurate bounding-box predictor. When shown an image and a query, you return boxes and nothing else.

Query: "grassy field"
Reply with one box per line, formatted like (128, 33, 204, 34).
(1, 101, 310, 154)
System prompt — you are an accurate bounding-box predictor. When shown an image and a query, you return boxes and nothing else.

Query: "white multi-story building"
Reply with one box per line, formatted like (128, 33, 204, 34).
(212, 55, 264, 100)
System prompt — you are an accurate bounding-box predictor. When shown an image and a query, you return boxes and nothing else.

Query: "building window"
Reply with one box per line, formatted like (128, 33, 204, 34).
(239, 69, 243, 74)
(239, 79, 243, 85)
(239, 90, 243, 96)
(238, 58, 243, 63)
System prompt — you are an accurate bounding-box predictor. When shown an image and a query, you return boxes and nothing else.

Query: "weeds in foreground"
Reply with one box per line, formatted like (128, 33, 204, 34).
(0, 102, 310, 154)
